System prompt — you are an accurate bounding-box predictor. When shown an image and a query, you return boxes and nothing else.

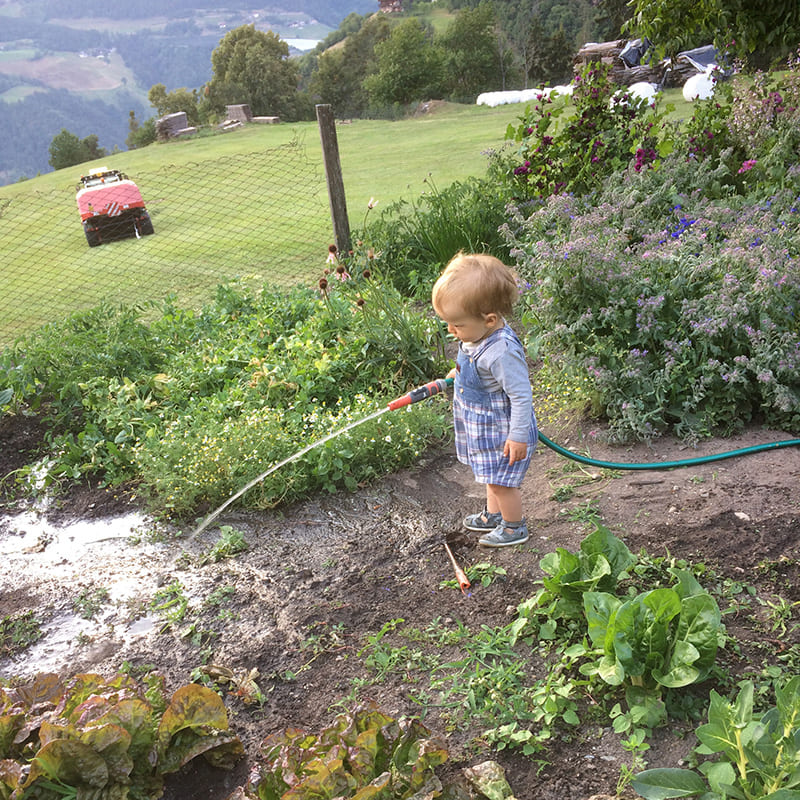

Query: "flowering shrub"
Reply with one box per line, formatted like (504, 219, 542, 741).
(507, 177, 800, 441)
(682, 51, 800, 197)
(500, 62, 670, 201)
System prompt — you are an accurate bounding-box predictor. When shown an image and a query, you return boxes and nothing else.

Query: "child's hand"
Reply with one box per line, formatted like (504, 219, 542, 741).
(504, 439, 527, 465)
(445, 366, 457, 380)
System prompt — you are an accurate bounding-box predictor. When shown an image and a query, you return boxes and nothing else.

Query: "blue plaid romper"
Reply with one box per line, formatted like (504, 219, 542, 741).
(453, 325, 538, 487)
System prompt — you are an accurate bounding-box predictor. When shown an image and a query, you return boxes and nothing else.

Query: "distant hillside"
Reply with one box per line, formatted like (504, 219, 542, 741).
(0, 1, 374, 184)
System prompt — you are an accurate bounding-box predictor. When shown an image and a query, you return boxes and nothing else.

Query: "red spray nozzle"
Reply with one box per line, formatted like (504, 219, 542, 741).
(387, 377, 452, 411)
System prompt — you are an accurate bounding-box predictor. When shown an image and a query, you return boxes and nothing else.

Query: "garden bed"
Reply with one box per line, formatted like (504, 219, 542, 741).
(2, 411, 800, 799)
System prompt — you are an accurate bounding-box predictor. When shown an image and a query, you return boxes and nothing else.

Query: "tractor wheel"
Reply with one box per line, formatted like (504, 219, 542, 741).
(138, 212, 155, 236)
(84, 226, 101, 247)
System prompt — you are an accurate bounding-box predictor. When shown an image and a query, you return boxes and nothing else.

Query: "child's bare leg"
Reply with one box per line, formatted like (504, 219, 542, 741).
(486, 484, 522, 523)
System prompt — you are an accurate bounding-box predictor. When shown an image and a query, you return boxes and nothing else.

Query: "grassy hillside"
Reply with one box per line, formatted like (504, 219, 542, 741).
(0, 91, 697, 347)
(0, 101, 530, 346)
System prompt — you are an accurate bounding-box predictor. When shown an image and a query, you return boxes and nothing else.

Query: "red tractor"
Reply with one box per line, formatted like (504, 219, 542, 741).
(75, 167, 154, 247)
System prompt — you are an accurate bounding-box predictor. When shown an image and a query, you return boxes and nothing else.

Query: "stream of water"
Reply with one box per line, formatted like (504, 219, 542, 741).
(190, 405, 390, 540)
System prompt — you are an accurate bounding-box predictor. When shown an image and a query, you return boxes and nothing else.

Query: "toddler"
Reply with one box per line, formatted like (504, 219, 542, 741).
(432, 253, 538, 547)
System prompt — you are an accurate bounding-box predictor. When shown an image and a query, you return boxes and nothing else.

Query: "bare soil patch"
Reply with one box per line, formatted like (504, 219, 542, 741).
(2, 411, 799, 800)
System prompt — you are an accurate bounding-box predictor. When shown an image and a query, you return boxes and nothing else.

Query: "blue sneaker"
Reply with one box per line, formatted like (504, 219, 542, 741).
(463, 508, 503, 532)
(479, 519, 529, 548)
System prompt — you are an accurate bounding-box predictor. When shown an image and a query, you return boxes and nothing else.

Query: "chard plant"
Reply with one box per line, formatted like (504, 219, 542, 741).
(633, 677, 800, 800)
(0, 671, 242, 799)
(511, 524, 635, 638)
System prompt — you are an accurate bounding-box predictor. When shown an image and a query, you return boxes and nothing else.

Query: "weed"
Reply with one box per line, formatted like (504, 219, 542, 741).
(759, 593, 800, 636)
(151, 580, 189, 630)
(204, 585, 236, 608)
(300, 621, 347, 660)
(0, 611, 43, 656)
(562, 499, 602, 525)
(439, 562, 507, 591)
(617, 728, 650, 797)
(72, 586, 110, 620)
(199, 525, 248, 564)
(551, 485, 574, 502)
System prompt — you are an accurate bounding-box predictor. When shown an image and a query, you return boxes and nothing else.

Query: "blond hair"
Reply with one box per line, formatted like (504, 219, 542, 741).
(432, 253, 518, 318)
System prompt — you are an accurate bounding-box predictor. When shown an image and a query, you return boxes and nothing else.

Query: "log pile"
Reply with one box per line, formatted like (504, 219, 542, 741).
(155, 112, 196, 140)
(574, 40, 705, 88)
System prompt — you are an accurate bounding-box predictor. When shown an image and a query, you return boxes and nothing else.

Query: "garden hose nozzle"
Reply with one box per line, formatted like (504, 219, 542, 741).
(387, 377, 453, 411)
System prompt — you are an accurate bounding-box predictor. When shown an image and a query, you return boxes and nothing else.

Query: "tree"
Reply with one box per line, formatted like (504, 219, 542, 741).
(527, 24, 574, 85)
(595, 0, 631, 40)
(437, 2, 503, 102)
(625, 0, 800, 64)
(48, 128, 107, 171)
(310, 15, 391, 117)
(495, 1, 540, 89)
(363, 18, 444, 107)
(126, 113, 156, 150)
(206, 25, 300, 120)
(147, 84, 201, 126)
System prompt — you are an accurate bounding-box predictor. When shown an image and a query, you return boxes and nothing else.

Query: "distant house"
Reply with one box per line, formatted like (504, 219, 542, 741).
(378, 0, 403, 12)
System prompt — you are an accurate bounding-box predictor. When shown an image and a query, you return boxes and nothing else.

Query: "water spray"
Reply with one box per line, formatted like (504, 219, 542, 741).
(190, 379, 453, 541)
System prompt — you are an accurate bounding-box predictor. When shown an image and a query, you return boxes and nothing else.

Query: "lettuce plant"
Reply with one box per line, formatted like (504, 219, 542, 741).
(0, 671, 243, 800)
(633, 677, 800, 799)
(242, 704, 448, 800)
(580, 568, 723, 729)
(512, 524, 636, 637)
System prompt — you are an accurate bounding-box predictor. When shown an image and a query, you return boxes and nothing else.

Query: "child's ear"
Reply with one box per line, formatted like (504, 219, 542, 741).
(482, 312, 498, 326)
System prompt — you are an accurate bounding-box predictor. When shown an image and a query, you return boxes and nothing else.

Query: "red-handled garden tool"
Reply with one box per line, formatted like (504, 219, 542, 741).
(444, 542, 470, 595)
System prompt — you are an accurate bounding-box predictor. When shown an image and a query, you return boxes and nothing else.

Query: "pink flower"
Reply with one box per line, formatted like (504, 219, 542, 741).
(738, 159, 757, 174)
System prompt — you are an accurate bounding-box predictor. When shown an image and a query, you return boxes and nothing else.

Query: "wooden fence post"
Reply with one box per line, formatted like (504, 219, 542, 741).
(315, 104, 351, 255)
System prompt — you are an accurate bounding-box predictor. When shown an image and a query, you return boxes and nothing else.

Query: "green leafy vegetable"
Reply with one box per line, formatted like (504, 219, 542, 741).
(634, 677, 800, 799)
(244, 704, 448, 800)
(0, 671, 242, 799)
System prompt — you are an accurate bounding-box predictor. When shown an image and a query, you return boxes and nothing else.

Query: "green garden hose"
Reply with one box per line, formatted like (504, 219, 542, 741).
(392, 377, 800, 472)
(538, 432, 800, 471)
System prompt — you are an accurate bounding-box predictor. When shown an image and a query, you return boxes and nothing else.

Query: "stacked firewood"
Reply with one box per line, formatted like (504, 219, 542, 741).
(574, 40, 704, 87)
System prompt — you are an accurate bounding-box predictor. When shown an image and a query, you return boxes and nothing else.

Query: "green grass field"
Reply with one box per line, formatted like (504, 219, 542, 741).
(0, 94, 693, 346)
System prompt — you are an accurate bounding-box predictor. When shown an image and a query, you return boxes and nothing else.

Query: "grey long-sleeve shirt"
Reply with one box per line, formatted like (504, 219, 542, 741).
(460, 323, 534, 442)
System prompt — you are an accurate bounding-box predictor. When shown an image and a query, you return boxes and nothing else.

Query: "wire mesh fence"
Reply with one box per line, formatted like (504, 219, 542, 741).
(0, 138, 334, 349)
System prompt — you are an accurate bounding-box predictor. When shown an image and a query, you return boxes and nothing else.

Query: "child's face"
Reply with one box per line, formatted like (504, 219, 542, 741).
(435, 299, 499, 344)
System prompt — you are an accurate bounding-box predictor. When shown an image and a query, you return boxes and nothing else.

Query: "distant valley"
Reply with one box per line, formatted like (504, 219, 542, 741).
(0, 0, 373, 184)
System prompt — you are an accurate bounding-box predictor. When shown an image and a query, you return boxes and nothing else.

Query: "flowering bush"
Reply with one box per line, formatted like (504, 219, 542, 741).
(507, 175, 800, 441)
(682, 51, 800, 197)
(500, 62, 670, 201)
(3, 275, 450, 515)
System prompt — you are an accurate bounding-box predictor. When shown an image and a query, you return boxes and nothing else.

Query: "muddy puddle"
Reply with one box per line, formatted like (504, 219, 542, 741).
(0, 506, 169, 677)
